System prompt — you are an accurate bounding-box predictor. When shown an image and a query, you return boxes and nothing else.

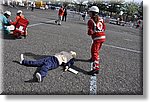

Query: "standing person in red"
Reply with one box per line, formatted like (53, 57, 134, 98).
(55, 6, 64, 25)
(87, 6, 106, 75)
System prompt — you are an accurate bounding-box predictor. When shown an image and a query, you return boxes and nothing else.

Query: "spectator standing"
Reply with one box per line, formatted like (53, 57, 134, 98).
(31, 3, 35, 12)
(62, 6, 67, 22)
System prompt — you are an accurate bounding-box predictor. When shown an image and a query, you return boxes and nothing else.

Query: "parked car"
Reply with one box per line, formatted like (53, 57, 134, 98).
(109, 18, 117, 25)
(109, 18, 125, 26)
(119, 21, 125, 26)
(51, 6, 56, 10)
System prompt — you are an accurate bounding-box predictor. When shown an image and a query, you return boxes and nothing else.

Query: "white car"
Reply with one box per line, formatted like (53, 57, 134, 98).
(109, 18, 117, 25)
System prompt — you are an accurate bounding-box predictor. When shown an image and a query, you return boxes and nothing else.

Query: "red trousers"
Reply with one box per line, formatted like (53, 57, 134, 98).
(91, 40, 103, 69)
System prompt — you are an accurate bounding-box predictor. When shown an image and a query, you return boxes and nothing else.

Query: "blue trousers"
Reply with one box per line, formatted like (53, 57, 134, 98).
(22, 56, 59, 78)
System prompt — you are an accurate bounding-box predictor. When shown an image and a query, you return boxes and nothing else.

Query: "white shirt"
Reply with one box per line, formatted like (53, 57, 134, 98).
(54, 51, 73, 65)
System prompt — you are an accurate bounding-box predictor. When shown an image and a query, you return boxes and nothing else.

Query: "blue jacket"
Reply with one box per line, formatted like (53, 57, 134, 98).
(62, 58, 75, 67)
(0, 14, 11, 31)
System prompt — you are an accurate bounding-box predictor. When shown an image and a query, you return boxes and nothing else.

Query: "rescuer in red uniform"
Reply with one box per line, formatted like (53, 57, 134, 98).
(11, 10, 25, 25)
(55, 6, 64, 25)
(87, 6, 106, 75)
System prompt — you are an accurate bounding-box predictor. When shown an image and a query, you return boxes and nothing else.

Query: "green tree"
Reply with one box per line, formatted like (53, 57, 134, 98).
(138, 1, 143, 17)
(126, 2, 139, 16)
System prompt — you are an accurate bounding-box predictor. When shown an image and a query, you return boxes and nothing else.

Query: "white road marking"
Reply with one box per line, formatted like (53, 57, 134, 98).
(103, 44, 142, 54)
(28, 23, 43, 27)
(28, 20, 55, 27)
(28, 20, 70, 28)
(124, 39, 133, 42)
(89, 62, 97, 95)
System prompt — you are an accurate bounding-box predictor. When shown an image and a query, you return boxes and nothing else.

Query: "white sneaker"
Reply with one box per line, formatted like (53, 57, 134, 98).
(20, 54, 24, 64)
(36, 73, 42, 83)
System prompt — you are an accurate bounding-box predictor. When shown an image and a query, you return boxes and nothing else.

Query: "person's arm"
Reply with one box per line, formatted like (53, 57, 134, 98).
(62, 58, 75, 71)
(103, 21, 106, 31)
(87, 20, 94, 35)
(63, 58, 75, 67)
(3, 17, 11, 26)
(10, 16, 20, 25)
(64, 58, 75, 67)
(99, 17, 106, 31)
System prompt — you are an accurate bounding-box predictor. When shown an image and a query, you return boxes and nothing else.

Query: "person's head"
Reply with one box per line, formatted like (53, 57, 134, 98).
(17, 10, 23, 16)
(4, 11, 11, 18)
(88, 6, 99, 17)
(70, 51, 76, 58)
(88, 6, 100, 23)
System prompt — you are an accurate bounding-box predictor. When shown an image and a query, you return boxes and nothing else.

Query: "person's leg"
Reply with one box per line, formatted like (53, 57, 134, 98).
(22, 59, 44, 67)
(25, 28, 28, 36)
(88, 41, 102, 75)
(4, 29, 10, 35)
(91, 40, 103, 59)
(65, 15, 67, 22)
(58, 16, 62, 25)
(91, 42, 100, 62)
(62, 15, 64, 21)
(21, 57, 49, 67)
(36, 56, 59, 82)
(55, 15, 60, 24)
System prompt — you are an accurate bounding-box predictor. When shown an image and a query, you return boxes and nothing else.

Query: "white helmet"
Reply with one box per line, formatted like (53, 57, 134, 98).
(70, 51, 76, 58)
(17, 10, 22, 14)
(88, 6, 99, 13)
(4, 11, 11, 16)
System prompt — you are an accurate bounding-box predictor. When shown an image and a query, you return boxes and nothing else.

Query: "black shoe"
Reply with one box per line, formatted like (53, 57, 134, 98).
(24, 35, 27, 39)
(88, 58, 94, 62)
(17, 36, 22, 39)
(87, 69, 99, 76)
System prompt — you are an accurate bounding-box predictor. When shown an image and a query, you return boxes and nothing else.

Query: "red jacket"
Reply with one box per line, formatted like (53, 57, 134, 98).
(11, 15, 25, 25)
(88, 17, 106, 42)
(58, 8, 64, 16)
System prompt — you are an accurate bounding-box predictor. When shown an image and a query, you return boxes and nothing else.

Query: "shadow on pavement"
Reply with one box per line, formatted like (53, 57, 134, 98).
(3, 34, 16, 40)
(24, 77, 38, 83)
(71, 65, 88, 75)
(74, 58, 90, 62)
(24, 67, 41, 83)
(23, 52, 50, 60)
(12, 60, 39, 83)
(12, 60, 20, 64)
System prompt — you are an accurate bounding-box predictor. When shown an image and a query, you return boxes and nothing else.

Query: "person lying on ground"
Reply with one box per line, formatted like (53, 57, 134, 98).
(20, 51, 76, 82)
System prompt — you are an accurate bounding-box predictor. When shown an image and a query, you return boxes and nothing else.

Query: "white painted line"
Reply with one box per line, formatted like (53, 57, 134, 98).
(124, 39, 133, 42)
(89, 62, 97, 95)
(28, 20, 55, 27)
(103, 44, 142, 54)
(28, 23, 43, 27)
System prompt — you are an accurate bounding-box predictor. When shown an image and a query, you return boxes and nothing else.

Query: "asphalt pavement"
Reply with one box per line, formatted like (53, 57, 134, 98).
(1, 5, 143, 95)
